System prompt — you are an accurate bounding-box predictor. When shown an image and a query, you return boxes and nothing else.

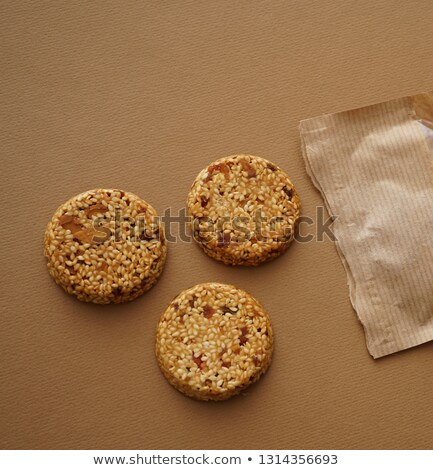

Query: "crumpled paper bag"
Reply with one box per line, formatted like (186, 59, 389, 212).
(300, 92, 433, 358)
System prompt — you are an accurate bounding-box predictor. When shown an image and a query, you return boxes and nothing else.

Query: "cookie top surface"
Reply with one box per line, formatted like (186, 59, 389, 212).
(44, 188, 167, 303)
(155, 282, 273, 400)
(186, 154, 301, 265)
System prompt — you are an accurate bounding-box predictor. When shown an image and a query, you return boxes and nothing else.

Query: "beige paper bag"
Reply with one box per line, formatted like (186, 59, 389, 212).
(300, 92, 433, 358)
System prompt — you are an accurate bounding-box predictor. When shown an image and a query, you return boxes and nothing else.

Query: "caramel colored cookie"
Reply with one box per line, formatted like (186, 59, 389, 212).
(44, 188, 167, 303)
(155, 283, 273, 401)
(187, 155, 301, 265)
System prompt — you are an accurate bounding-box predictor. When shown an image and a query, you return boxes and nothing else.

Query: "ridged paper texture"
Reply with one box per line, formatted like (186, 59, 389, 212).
(300, 92, 433, 358)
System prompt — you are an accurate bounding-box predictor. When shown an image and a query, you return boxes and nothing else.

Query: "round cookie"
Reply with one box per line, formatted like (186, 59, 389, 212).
(187, 154, 301, 266)
(44, 188, 167, 304)
(155, 282, 273, 401)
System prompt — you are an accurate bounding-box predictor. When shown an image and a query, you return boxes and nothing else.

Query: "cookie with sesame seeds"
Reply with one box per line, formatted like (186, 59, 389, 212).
(44, 189, 167, 304)
(186, 154, 301, 266)
(155, 283, 273, 401)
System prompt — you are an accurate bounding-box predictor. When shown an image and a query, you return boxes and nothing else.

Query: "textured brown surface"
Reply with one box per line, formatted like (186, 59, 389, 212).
(1, 0, 433, 450)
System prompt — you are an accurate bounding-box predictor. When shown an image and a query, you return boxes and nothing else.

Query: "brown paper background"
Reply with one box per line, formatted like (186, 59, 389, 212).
(1, 0, 433, 450)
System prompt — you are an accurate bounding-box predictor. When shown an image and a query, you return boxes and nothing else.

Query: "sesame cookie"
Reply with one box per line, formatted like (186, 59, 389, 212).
(187, 154, 301, 266)
(44, 189, 167, 304)
(155, 283, 273, 401)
